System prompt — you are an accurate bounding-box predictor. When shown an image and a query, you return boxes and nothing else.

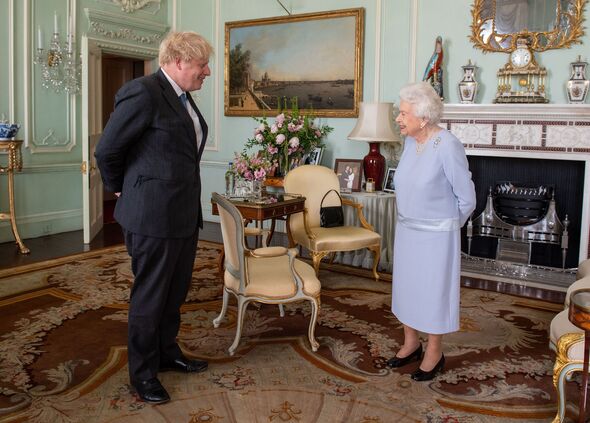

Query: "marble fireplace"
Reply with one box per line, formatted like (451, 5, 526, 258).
(442, 104, 590, 288)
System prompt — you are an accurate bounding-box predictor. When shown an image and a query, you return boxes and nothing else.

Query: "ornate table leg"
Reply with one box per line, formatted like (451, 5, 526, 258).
(7, 166, 29, 254)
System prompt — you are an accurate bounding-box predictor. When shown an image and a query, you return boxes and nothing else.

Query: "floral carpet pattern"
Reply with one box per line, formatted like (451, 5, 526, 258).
(0, 241, 564, 422)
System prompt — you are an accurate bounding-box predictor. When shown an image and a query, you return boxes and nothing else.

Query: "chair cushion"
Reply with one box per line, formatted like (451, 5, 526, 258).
(578, 259, 590, 280)
(308, 226, 381, 251)
(564, 276, 590, 309)
(549, 309, 584, 359)
(225, 256, 320, 298)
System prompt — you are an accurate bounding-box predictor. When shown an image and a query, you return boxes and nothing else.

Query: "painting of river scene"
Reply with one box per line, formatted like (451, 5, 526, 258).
(224, 8, 364, 117)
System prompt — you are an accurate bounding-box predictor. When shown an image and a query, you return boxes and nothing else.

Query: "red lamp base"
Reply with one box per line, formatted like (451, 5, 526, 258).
(363, 142, 386, 189)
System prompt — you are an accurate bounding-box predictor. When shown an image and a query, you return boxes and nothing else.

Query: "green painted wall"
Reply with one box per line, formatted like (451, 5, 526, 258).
(1, 0, 589, 244)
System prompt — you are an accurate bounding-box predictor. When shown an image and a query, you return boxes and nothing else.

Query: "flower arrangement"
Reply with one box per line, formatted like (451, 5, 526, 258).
(231, 151, 274, 181)
(244, 98, 333, 175)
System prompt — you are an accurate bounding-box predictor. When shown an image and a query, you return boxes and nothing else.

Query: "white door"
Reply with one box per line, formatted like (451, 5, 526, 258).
(82, 36, 104, 244)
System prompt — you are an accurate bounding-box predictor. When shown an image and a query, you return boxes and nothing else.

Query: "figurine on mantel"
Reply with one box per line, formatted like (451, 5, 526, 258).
(422, 35, 444, 100)
(566, 55, 589, 104)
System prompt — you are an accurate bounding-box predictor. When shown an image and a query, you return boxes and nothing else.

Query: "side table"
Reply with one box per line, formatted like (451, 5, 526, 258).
(334, 191, 396, 272)
(568, 288, 590, 423)
(0, 140, 29, 254)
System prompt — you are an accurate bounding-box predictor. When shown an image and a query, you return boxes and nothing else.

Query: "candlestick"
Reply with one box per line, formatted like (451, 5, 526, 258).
(54, 12, 59, 34)
(37, 26, 43, 49)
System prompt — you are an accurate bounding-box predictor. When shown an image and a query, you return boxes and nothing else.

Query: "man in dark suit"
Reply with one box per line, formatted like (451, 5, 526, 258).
(95, 31, 213, 404)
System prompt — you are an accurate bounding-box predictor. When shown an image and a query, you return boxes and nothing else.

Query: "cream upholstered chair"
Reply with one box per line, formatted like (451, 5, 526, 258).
(577, 258, 590, 280)
(283, 165, 382, 280)
(549, 274, 590, 422)
(211, 192, 321, 356)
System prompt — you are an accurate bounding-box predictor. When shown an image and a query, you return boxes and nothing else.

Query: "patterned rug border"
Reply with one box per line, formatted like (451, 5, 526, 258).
(0, 240, 224, 280)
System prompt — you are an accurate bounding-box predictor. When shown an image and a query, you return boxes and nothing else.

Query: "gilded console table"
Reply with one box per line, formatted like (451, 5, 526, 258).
(0, 140, 29, 254)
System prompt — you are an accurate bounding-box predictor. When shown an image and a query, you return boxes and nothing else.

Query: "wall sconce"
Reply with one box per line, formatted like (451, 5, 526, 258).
(348, 102, 401, 189)
(33, 11, 81, 94)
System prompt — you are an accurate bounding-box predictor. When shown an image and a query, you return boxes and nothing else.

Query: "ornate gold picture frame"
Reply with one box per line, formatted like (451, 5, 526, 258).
(225, 8, 364, 117)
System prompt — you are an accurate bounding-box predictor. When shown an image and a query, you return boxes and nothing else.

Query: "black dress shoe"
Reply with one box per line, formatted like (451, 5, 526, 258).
(133, 378, 170, 404)
(411, 354, 445, 381)
(160, 356, 208, 373)
(386, 344, 423, 368)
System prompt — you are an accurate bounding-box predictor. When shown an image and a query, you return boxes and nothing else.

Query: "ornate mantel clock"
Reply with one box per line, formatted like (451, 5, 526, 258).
(494, 38, 548, 103)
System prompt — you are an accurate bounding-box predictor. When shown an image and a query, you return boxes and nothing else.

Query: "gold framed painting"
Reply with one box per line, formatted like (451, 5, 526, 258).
(224, 8, 364, 118)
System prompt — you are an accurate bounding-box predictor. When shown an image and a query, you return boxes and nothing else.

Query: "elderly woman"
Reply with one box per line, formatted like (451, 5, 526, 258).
(387, 82, 476, 381)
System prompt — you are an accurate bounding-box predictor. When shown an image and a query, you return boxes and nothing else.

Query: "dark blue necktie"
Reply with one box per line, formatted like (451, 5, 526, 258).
(179, 92, 188, 109)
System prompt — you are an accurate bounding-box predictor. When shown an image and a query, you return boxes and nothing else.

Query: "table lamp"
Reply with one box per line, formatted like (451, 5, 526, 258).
(347, 102, 401, 190)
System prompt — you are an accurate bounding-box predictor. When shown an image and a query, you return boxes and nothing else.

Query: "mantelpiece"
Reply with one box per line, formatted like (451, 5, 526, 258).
(443, 103, 590, 153)
(441, 103, 590, 264)
(443, 103, 590, 121)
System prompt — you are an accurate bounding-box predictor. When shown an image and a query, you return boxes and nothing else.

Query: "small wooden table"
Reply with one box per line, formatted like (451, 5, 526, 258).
(0, 139, 29, 254)
(568, 289, 590, 423)
(211, 192, 305, 245)
(212, 193, 305, 271)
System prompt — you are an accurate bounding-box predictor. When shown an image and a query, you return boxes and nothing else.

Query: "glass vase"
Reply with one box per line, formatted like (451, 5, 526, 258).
(233, 178, 263, 198)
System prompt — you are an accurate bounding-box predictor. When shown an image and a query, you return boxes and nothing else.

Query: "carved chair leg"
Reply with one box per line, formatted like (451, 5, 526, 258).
(552, 363, 581, 423)
(311, 251, 329, 276)
(229, 297, 250, 356)
(307, 296, 320, 352)
(213, 288, 230, 328)
(368, 244, 381, 281)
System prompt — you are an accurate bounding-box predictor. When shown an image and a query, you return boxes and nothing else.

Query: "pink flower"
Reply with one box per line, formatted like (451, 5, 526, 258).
(254, 168, 266, 180)
(267, 146, 278, 154)
(276, 113, 285, 124)
(258, 123, 266, 132)
(276, 134, 286, 145)
(270, 124, 278, 133)
(289, 137, 299, 148)
(255, 133, 264, 142)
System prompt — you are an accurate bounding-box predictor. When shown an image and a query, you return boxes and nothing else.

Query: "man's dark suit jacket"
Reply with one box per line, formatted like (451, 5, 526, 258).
(95, 69, 207, 238)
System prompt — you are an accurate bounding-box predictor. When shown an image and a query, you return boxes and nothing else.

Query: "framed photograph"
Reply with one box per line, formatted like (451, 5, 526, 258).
(383, 167, 396, 192)
(334, 159, 363, 192)
(304, 147, 324, 165)
(225, 8, 364, 118)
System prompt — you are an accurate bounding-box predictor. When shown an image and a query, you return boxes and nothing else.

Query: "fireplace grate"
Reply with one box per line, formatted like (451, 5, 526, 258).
(467, 182, 569, 268)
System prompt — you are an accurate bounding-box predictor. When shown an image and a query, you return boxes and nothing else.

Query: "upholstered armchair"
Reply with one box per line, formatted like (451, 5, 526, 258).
(549, 268, 590, 422)
(283, 165, 382, 280)
(211, 192, 321, 356)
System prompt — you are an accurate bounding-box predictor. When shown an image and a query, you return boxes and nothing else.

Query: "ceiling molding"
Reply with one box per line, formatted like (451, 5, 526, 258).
(85, 8, 168, 47)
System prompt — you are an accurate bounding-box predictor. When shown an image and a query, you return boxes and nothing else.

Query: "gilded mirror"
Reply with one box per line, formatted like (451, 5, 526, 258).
(470, 0, 587, 52)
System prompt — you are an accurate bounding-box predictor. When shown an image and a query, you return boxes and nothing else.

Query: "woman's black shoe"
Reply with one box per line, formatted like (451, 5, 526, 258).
(386, 344, 423, 368)
(411, 354, 445, 381)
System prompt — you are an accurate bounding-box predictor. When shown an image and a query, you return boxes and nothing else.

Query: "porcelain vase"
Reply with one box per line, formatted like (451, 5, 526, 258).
(566, 56, 589, 104)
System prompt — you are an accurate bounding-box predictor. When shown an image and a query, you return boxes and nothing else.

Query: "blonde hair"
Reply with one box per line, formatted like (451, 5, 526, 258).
(399, 82, 443, 124)
(159, 31, 213, 66)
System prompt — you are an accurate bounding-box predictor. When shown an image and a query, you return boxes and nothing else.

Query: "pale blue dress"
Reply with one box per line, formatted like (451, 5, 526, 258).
(392, 129, 476, 334)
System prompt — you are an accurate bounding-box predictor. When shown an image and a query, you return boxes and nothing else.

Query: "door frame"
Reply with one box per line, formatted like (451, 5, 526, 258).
(81, 36, 158, 244)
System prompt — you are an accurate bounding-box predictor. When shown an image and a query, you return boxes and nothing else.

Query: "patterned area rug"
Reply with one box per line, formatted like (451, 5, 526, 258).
(0, 241, 564, 422)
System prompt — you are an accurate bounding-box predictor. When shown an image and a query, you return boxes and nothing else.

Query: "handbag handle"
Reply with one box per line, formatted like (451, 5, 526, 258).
(320, 189, 343, 207)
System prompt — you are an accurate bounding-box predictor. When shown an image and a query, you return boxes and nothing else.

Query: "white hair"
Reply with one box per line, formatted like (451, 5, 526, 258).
(399, 82, 443, 124)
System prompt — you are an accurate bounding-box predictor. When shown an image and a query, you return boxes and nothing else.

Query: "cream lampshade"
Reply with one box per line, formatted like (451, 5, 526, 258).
(348, 102, 401, 189)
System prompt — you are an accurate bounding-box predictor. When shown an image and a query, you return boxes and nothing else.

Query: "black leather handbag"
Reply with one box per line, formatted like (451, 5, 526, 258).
(320, 189, 344, 228)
